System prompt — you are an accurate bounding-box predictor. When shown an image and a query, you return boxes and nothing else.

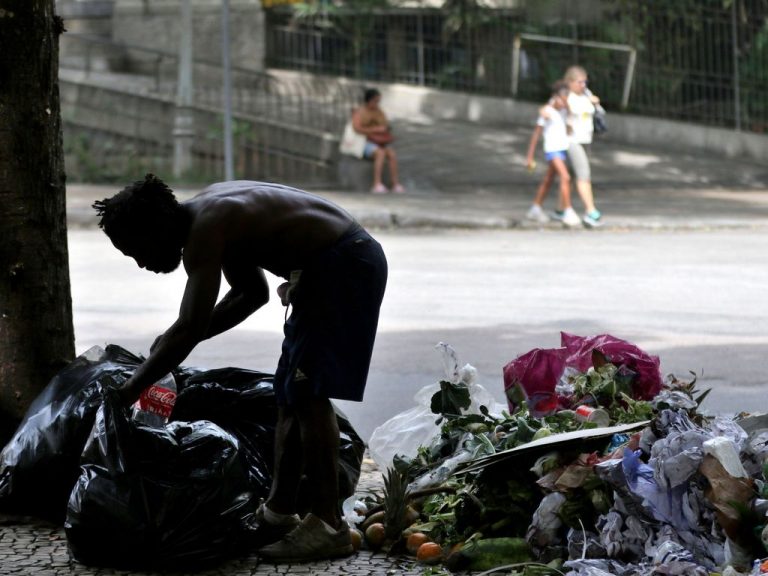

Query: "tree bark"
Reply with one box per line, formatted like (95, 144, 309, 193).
(0, 1, 75, 436)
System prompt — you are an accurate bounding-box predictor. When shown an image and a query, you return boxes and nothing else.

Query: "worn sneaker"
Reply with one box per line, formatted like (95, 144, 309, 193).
(258, 513, 353, 563)
(561, 207, 582, 227)
(391, 184, 406, 194)
(525, 204, 550, 223)
(244, 502, 301, 548)
(582, 209, 603, 228)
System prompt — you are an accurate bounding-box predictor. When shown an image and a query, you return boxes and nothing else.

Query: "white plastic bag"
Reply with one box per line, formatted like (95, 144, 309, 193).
(339, 121, 366, 158)
(368, 343, 506, 469)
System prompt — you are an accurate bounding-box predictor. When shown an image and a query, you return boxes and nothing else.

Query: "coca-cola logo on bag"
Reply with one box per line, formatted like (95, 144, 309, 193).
(138, 385, 177, 417)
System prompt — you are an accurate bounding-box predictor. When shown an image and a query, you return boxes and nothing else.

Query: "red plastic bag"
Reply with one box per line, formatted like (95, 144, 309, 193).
(560, 332, 663, 400)
(503, 332, 663, 416)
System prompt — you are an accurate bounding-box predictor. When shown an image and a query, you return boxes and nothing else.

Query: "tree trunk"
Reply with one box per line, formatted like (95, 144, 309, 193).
(0, 1, 75, 438)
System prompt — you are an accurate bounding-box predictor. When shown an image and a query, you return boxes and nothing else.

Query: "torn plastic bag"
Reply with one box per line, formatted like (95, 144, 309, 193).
(560, 332, 663, 400)
(65, 385, 254, 569)
(0, 345, 150, 522)
(170, 367, 366, 506)
(503, 332, 663, 415)
(368, 343, 506, 469)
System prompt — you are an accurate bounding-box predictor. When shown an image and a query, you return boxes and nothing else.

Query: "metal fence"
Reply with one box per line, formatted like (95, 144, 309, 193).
(59, 33, 356, 185)
(265, 0, 768, 132)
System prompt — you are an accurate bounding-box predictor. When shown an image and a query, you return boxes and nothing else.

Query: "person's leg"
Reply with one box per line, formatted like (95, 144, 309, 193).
(534, 163, 556, 206)
(294, 396, 341, 528)
(576, 179, 597, 213)
(552, 157, 580, 226)
(551, 157, 572, 209)
(265, 405, 304, 515)
(568, 143, 596, 213)
(385, 148, 404, 192)
(372, 147, 386, 190)
(258, 393, 352, 562)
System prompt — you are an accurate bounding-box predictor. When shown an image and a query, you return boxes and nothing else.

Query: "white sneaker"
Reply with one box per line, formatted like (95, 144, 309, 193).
(525, 204, 550, 223)
(561, 207, 582, 227)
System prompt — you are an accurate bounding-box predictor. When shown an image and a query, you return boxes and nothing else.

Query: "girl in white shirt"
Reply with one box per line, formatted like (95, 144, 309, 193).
(524, 81, 580, 226)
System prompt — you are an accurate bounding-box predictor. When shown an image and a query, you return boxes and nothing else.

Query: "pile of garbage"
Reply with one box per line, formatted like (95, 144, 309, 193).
(359, 334, 768, 576)
(0, 344, 365, 570)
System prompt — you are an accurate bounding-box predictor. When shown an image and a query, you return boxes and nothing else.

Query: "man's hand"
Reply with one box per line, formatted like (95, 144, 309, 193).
(277, 282, 291, 306)
(116, 380, 143, 408)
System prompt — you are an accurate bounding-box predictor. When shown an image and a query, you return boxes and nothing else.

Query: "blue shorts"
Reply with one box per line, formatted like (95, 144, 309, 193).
(273, 225, 388, 405)
(545, 150, 568, 162)
(363, 141, 379, 159)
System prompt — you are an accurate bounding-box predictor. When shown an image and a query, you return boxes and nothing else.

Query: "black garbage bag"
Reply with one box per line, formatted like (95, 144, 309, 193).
(0, 345, 144, 522)
(172, 367, 367, 508)
(65, 385, 254, 570)
(0, 343, 366, 535)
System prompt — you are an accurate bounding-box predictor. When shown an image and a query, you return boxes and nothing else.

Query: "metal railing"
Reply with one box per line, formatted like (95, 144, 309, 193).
(265, 0, 768, 132)
(59, 33, 359, 184)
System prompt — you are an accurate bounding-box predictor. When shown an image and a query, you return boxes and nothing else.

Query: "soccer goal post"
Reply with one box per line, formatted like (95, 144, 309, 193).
(511, 33, 637, 110)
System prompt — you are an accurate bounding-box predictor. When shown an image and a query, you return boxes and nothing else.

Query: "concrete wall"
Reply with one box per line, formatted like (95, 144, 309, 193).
(112, 0, 264, 71)
(59, 75, 339, 183)
(270, 70, 768, 164)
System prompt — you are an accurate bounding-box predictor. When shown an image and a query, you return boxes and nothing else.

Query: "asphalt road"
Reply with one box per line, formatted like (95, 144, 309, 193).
(69, 227, 768, 442)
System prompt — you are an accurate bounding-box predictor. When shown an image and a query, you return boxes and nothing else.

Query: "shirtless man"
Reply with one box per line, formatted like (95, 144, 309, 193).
(93, 174, 388, 562)
(351, 88, 405, 194)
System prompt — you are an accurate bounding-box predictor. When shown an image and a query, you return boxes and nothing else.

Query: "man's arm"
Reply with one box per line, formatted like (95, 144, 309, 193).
(204, 268, 269, 340)
(118, 232, 224, 406)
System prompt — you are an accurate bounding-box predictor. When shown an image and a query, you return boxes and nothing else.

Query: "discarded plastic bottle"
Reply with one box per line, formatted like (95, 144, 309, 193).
(132, 373, 177, 427)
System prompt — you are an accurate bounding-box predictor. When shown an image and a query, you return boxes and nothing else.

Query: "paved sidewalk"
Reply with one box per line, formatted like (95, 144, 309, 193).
(67, 117, 768, 232)
(0, 456, 429, 576)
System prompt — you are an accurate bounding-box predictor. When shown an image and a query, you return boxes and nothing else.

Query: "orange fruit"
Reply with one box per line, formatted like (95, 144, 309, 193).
(416, 541, 443, 564)
(406, 532, 430, 555)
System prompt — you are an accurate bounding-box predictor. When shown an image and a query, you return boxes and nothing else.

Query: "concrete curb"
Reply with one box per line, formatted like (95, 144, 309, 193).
(69, 206, 768, 233)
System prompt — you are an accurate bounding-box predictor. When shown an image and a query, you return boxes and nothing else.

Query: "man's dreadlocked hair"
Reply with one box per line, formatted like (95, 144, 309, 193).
(93, 174, 182, 240)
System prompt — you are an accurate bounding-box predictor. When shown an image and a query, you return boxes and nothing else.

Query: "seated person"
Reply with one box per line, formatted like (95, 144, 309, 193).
(351, 88, 405, 194)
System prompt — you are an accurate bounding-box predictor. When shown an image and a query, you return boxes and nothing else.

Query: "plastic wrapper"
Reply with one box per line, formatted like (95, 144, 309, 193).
(527, 492, 566, 548)
(368, 343, 505, 469)
(341, 496, 367, 528)
(65, 386, 254, 569)
(503, 332, 663, 415)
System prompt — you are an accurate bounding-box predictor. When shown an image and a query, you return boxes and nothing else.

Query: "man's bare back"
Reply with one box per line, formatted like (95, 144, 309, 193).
(183, 181, 356, 280)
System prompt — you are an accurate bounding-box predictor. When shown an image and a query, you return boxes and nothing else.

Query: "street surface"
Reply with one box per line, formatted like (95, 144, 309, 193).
(69, 227, 768, 442)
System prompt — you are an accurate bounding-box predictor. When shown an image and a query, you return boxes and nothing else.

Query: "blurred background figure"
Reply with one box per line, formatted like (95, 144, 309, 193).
(351, 88, 405, 194)
(564, 65, 603, 228)
(524, 81, 580, 227)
